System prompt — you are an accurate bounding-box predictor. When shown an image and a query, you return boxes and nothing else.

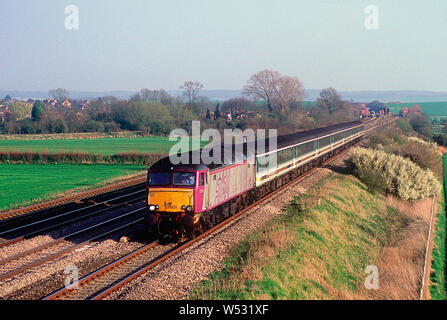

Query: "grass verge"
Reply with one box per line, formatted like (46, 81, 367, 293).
(188, 173, 432, 300)
(429, 155, 447, 299)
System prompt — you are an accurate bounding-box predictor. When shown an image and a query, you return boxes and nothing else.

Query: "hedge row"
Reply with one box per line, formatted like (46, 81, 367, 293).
(350, 147, 441, 200)
(0, 151, 166, 166)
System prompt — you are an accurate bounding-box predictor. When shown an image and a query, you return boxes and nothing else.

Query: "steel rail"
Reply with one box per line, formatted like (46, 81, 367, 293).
(42, 238, 163, 300)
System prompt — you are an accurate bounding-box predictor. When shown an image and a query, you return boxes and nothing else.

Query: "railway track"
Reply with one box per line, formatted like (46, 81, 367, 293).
(43, 118, 392, 300)
(0, 189, 145, 247)
(0, 177, 151, 286)
(0, 206, 146, 283)
(0, 179, 146, 238)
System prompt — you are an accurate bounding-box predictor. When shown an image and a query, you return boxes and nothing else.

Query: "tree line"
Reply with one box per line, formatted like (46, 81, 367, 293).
(1, 70, 360, 136)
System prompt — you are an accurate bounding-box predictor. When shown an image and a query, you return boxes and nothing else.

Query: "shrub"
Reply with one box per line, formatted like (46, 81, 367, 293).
(365, 127, 406, 149)
(387, 139, 442, 179)
(397, 118, 410, 132)
(350, 148, 440, 200)
(409, 115, 433, 137)
(434, 134, 447, 147)
(407, 136, 437, 150)
(367, 130, 442, 180)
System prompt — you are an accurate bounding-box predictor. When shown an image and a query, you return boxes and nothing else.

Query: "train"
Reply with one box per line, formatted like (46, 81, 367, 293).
(145, 121, 365, 240)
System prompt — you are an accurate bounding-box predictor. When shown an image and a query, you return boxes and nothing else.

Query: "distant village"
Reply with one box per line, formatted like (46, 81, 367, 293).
(1, 94, 404, 126)
(0, 95, 93, 122)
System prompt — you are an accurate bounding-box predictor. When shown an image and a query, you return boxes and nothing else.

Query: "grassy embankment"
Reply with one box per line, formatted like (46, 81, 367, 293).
(189, 172, 432, 299)
(429, 154, 447, 299)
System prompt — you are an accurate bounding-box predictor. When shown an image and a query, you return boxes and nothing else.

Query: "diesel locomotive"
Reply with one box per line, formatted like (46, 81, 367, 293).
(145, 121, 365, 240)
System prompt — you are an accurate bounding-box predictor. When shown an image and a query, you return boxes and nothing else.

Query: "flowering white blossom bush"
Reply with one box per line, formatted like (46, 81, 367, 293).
(350, 148, 440, 200)
(407, 136, 438, 151)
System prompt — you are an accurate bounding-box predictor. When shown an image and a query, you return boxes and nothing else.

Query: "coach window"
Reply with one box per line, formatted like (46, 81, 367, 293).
(199, 173, 205, 186)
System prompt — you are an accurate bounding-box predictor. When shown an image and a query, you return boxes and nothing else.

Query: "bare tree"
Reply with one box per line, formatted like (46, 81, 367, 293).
(130, 92, 142, 101)
(140, 88, 174, 105)
(317, 87, 344, 113)
(49, 88, 69, 101)
(222, 96, 253, 113)
(243, 70, 280, 112)
(140, 88, 152, 102)
(243, 70, 304, 114)
(274, 75, 304, 114)
(101, 95, 117, 104)
(180, 81, 204, 108)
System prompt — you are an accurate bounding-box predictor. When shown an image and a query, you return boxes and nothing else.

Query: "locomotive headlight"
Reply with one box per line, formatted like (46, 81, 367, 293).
(181, 205, 186, 210)
(149, 205, 156, 211)
(186, 205, 193, 213)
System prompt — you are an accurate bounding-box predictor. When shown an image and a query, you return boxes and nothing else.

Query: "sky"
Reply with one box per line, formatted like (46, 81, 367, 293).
(1, 0, 447, 92)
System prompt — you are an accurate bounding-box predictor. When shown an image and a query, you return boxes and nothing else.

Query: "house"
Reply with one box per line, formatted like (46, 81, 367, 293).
(60, 99, 72, 108)
(43, 99, 58, 108)
(0, 105, 11, 123)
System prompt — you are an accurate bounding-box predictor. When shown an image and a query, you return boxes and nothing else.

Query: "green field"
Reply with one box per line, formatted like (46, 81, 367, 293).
(386, 102, 447, 117)
(0, 163, 147, 211)
(0, 136, 204, 155)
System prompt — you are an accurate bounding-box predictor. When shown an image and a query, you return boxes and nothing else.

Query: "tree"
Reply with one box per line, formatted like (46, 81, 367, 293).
(409, 115, 433, 137)
(206, 108, 211, 119)
(243, 69, 281, 113)
(21, 118, 36, 134)
(222, 97, 253, 114)
(140, 89, 174, 105)
(274, 75, 304, 114)
(215, 103, 221, 119)
(8, 102, 33, 120)
(3, 94, 12, 101)
(38, 110, 68, 133)
(101, 96, 117, 105)
(31, 100, 44, 121)
(243, 70, 304, 114)
(317, 87, 344, 113)
(130, 93, 142, 101)
(409, 104, 423, 116)
(49, 88, 69, 101)
(180, 81, 204, 108)
(111, 101, 174, 134)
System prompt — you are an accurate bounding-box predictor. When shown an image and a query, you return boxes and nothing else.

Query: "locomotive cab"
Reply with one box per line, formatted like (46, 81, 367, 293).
(145, 160, 209, 239)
